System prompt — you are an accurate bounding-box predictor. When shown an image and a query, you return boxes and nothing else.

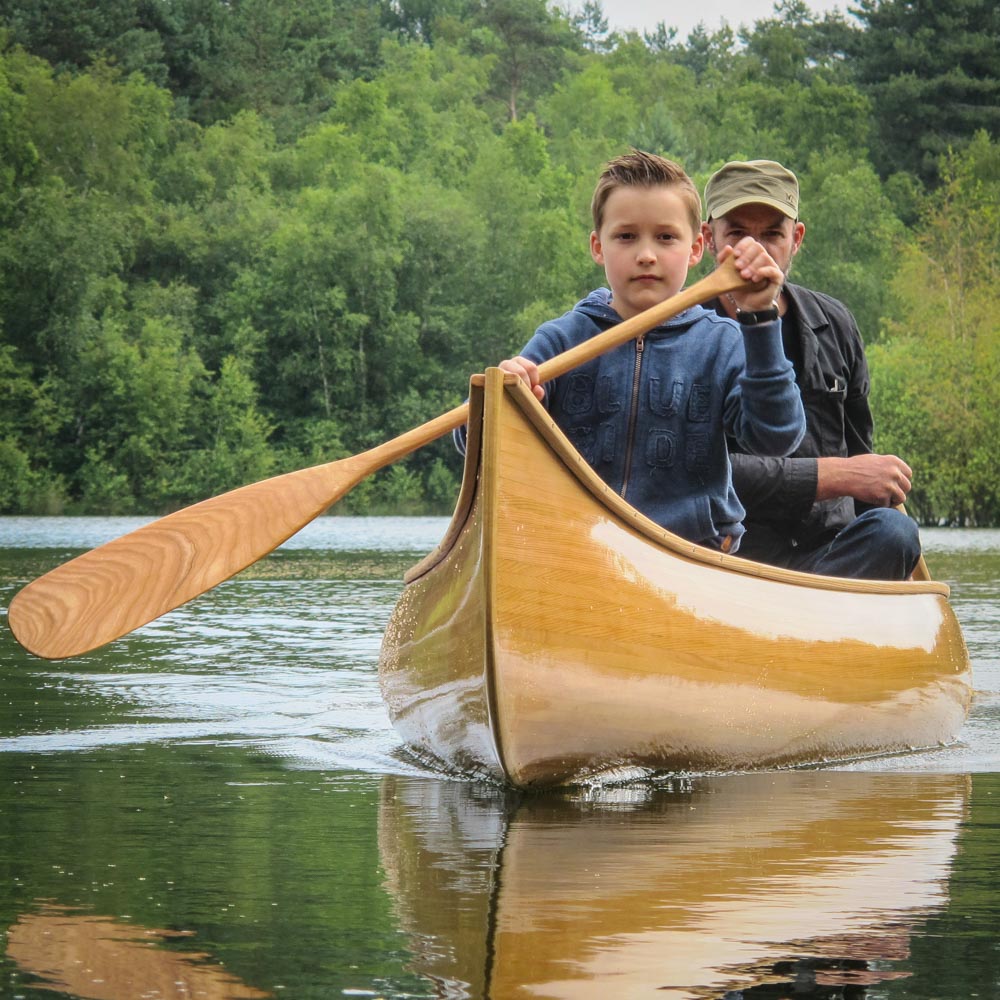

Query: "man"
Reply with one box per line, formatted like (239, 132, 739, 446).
(702, 159, 921, 580)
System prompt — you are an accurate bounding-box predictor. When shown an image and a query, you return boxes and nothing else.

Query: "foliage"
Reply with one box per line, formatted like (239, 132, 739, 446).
(0, 0, 386, 134)
(0, 1, 998, 522)
(868, 134, 1000, 525)
(847, 0, 1000, 182)
(793, 152, 903, 339)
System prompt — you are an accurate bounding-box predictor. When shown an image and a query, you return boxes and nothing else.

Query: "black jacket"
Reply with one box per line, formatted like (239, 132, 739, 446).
(711, 282, 874, 566)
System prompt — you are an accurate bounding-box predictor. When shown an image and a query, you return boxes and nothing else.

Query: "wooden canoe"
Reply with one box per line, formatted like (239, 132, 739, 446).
(377, 368, 973, 789)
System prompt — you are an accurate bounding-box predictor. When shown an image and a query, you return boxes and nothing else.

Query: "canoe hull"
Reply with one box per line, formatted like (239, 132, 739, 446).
(379, 370, 973, 788)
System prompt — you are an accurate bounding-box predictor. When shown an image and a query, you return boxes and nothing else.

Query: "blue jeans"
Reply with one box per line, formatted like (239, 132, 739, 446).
(787, 508, 922, 581)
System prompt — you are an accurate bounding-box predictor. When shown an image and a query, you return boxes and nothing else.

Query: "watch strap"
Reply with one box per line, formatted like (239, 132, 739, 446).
(735, 306, 780, 326)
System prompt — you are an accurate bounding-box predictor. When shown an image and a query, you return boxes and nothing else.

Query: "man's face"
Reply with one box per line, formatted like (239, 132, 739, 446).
(703, 203, 804, 278)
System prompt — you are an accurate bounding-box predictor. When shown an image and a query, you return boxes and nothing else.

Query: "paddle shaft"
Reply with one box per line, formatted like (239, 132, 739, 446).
(895, 503, 931, 581)
(8, 259, 748, 660)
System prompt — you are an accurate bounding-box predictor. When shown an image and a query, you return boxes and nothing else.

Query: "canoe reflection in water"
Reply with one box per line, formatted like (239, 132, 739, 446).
(378, 770, 968, 1000)
(5, 904, 268, 1000)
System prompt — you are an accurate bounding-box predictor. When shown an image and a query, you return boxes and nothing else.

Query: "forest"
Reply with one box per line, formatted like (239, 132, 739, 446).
(0, 0, 997, 524)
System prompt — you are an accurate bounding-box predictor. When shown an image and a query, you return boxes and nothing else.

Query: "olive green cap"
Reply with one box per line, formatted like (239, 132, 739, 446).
(704, 159, 799, 220)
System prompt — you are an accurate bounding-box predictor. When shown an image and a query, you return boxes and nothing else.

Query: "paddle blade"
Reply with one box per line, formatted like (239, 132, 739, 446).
(7, 457, 366, 660)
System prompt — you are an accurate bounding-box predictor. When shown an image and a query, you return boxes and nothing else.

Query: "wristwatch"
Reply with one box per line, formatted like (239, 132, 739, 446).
(735, 306, 780, 326)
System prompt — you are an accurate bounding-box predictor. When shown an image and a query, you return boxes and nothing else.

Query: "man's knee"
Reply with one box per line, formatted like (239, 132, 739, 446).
(855, 508, 921, 574)
(860, 507, 919, 547)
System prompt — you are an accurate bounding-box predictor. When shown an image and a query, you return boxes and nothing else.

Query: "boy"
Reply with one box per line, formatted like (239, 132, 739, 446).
(480, 150, 805, 553)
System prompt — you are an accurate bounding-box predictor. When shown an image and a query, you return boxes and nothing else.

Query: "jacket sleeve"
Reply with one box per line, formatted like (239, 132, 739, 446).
(728, 320, 806, 458)
(731, 453, 818, 520)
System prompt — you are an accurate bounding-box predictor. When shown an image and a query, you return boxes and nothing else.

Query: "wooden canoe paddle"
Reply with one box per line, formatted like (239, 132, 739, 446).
(8, 258, 750, 660)
(896, 504, 931, 581)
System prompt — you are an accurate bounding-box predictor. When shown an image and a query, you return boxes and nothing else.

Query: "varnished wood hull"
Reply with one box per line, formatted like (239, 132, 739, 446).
(378, 369, 973, 788)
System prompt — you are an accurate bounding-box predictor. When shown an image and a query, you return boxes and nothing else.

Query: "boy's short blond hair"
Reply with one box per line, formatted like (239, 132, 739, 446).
(591, 150, 702, 239)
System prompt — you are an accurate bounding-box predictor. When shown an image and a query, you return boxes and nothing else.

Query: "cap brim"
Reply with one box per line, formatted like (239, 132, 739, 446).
(708, 195, 797, 220)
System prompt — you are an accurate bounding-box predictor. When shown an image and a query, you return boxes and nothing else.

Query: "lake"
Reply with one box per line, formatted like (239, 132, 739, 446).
(1, 517, 999, 999)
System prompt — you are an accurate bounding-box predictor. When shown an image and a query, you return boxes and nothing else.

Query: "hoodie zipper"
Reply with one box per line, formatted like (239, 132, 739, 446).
(620, 336, 644, 499)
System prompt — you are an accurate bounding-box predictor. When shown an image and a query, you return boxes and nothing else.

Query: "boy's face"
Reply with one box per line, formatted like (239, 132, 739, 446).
(590, 185, 704, 321)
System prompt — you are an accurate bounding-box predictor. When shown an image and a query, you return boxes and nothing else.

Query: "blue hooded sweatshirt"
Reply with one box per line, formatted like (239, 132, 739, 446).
(461, 289, 805, 550)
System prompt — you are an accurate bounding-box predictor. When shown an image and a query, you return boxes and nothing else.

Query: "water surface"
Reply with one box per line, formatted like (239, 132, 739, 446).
(2, 519, 999, 998)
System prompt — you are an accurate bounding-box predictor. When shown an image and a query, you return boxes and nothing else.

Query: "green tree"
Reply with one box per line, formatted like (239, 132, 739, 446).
(572, 1, 614, 54)
(222, 162, 412, 452)
(462, 117, 590, 365)
(740, 0, 813, 84)
(869, 133, 1000, 524)
(467, 0, 582, 122)
(181, 0, 383, 136)
(68, 279, 211, 511)
(777, 76, 872, 167)
(0, 344, 65, 511)
(793, 153, 904, 340)
(381, 0, 476, 45)
(848, 0, 1000, 182)
(0, 46, 39, 217)
(174, 354, 275, 503)
(148, 110, 281, 373)
(1, 0, 387, 133)
(0, 0, 142, 73)
(670, 22, 737, 79)
(538, 60, 637, 169)
(0, 50, 170, 368)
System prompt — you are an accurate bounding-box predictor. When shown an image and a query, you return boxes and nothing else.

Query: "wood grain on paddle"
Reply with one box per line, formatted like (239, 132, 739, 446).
(8, 259, 748, 660)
